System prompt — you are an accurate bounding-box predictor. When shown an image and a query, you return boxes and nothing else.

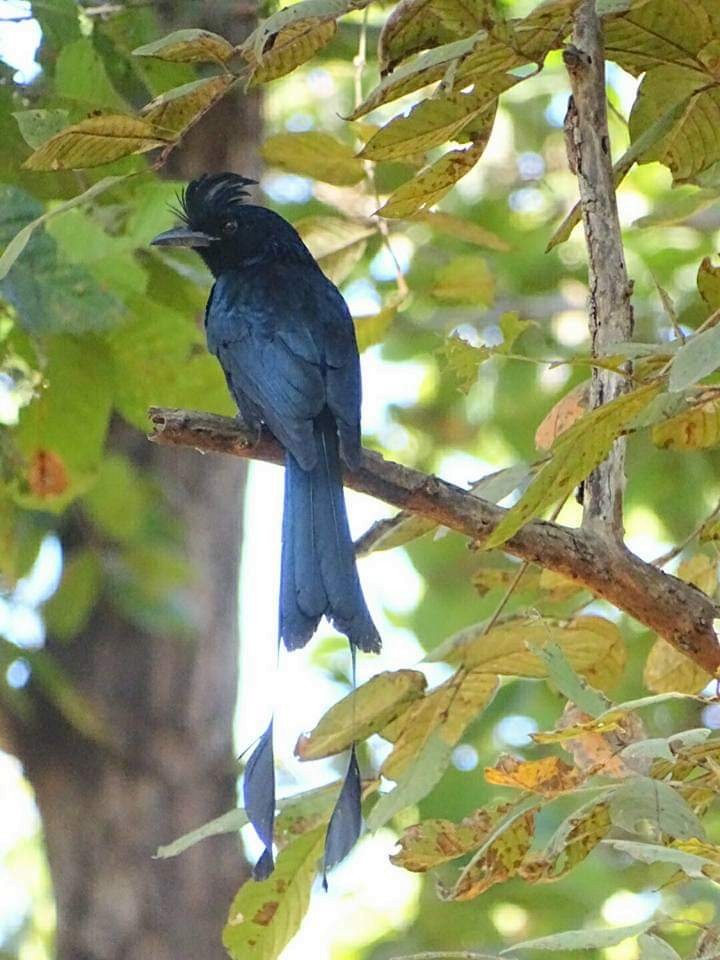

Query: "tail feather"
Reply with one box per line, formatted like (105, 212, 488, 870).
(280, 409, 380, 652)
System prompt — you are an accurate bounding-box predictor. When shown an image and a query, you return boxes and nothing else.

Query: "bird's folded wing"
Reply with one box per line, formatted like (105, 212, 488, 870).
(205, 265, 362, 467)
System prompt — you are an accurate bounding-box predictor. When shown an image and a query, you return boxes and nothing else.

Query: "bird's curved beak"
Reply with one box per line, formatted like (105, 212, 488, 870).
(151, 227, 215, 248)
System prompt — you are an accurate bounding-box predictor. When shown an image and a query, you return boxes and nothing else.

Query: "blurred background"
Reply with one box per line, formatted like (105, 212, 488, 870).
(1, 0, 720, 957)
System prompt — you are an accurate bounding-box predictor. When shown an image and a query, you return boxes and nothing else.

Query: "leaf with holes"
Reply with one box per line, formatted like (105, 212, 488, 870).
(133, 28, 236, 63)
(23, 116, 171, 171)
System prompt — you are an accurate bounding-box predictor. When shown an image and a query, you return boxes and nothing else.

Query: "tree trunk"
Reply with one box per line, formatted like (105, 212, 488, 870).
(8, 2, 261, 957)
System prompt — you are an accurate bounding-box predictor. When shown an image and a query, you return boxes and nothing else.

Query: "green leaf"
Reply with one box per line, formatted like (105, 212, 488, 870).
(602, 838, 717, 878)
(354, 297, 400, 352)
(609, 777, 705, 839)
(13, 109, 70, 149)
(505, 920, 655, 953)
(132, 28, 236, 63)
(0, 176, 128, 281)
(669, 325, 720, 392)
(141, 75, 235, 134)
(294, 216, 375, 284)
(55, 37, 127, 110)
(156, 808, 248, 860)
(433, 255, 495, 305)
(637, 934, 682, 960)
(367, 731, 454, 830)
(13, 336, 114, 509)
(23, 116, 171, 171)
(83, 454, 151, 543)
(533, 641, 610, 716)
(43, 549, 102, 640)
(223, 828, 324, 960)
(620, 729, 711, 763)
(437, 333, 490, 392)
(248, 19, 338, 84)
(295, 669, 427, 760)
(262, 132, 365, 186)
(484, 382, 660, 549)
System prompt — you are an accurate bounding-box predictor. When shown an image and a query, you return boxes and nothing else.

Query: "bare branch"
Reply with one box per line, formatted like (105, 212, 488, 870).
(148, 407, 720, 675)
(564, 1, 634, 538)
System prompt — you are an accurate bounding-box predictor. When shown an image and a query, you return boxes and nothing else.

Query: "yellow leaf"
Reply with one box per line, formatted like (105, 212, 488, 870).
(390, 802, 517, 872)
(520, 798, 611, 883)
(415, 209, 510, 250)
(361, 84, 507, 162)
(653, 395, 720, 449)
(381, 669, 497, 780)
(249, 19, 337, 83)
(427, 615, 624, 693)
(379, 137, 487, 218)
(294, 216, 374, 284)
(485, 755, 584, 796)
(141, 76, 235, 133)
(644, 638, 712, 695)
(485, 382, 660, 549)
(23, 116, 171, 171)
(295, 669, 426, 760)
(440, 804, 536, 900)
(133, 28, 236, 63)
(262, 132, 365, 186)
(433, 255, 495, 304)
(378, 0, 459, 76)
(678, 553, 718, 595)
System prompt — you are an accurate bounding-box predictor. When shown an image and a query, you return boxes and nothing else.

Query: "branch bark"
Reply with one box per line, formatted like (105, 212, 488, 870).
(564, 0, 634, 538)
(148, 407, 720, 675)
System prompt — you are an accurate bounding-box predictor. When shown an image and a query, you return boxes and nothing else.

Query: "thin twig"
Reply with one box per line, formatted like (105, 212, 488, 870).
(653, 499, 720, 568)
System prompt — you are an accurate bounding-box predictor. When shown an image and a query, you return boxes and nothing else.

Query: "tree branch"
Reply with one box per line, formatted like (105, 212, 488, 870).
(564, 1, 634, 538)
(148, 407, 720, 675)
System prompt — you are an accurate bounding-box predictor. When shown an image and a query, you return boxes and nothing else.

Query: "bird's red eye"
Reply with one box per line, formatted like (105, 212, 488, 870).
(223, 220, 237, 235)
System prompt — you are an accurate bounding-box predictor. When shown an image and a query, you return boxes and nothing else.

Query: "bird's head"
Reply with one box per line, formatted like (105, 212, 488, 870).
(151, 172, 311, 276)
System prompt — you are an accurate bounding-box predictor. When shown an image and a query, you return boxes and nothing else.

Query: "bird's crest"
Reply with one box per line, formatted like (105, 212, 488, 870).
(176, 172, 257, 226)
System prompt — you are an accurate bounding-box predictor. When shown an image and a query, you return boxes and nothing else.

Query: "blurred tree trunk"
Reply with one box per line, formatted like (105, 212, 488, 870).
(8, 4, 261, 959)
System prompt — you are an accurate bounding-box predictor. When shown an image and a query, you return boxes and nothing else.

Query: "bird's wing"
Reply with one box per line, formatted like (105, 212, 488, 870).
(206, 264, 362, 469)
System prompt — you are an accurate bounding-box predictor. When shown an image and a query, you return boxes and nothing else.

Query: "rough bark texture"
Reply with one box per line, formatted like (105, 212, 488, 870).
(149, 407, 720, 675)
(6, 3, 261, 957)
(563, 0, 634, 538)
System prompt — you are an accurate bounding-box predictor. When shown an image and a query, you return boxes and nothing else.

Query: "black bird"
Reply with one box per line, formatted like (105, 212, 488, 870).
(152, 172, 380, 879)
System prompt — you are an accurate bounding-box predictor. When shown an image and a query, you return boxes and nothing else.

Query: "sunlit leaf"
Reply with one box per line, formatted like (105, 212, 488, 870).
(23, 116, 171, 171)
(433, 255, 496, 305)
(644, 639, 712, 695)
(652, 394, 720, 449)
(295, 669, 427, 760)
